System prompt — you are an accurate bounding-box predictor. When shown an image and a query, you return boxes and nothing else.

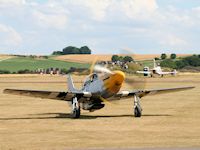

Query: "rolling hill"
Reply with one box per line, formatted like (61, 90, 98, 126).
(0, 56, 89, 72)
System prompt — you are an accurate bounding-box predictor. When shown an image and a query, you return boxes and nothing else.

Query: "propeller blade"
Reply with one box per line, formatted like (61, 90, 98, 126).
(90, 57, 98, 74)
(99, 96, 115, 105)
(94, 65, 114, 74)
(120, 47, 136, 58)
(125, 76, 147, 90)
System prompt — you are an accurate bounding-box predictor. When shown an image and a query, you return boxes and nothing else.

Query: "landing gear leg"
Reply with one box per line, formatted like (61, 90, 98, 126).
(134, 95, 142, 117)
(71, 97, 80, 118)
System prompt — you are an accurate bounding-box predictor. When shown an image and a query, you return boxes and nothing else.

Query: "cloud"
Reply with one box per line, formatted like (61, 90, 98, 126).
(159, 34, 187, 47)
(0, 0, 199, 54)
(32, 10, 68, 30)
(0, 24, 22, 48)
(78, 0, 111, 21)
(0, 0, 25, 6)
(121, 0, 158, 19)
(65, 0, 159, 21)
(56, 0, 112, 22)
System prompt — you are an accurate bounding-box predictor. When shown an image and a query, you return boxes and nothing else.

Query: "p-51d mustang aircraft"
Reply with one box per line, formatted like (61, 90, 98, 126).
(3, 65, 194, 118)
(137, 59, 177, 77)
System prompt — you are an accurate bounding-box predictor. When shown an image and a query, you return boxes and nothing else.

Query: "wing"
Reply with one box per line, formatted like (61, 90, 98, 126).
(157, 71, 174, 75)
(110, 86, 195, 100)
(136, 71, 151, 74)
(3, 89, 77, 101)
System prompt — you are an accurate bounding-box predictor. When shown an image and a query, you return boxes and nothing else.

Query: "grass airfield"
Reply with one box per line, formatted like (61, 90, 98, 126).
(0, 74, 200, 149)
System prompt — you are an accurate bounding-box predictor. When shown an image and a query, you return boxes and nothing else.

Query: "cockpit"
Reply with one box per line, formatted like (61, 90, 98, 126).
(83, 73, 99, 86)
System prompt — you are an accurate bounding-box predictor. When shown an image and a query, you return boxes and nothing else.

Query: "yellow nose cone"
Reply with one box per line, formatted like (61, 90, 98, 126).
(104, 70, 125, 94)
(113, 71, 125, 85)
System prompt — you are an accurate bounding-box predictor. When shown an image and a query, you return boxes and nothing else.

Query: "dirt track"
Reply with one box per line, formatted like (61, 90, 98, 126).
(0, 74, 200, 149)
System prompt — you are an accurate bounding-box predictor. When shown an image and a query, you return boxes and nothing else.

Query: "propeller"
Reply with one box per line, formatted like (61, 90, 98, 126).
(89, 53, 147, 104)
(120, 47, 147, 90)
(94, 65, 146, 90)
(89, 58, 115, 104)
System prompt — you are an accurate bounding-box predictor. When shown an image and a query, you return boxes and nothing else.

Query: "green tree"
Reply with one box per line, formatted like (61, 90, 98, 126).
(161, 53, 167, 60)
(0, 70, 10, 74)
(52, 46, 92, 55)
(175, 60, 186, 69)
(123, 56, 134, 62)
(52, 51, 63, 55)
(111, 55, 119, 62)
(80, 46, 91, 54)
(118, 56, 124, 62)
(160, 59, 176, 69)
(184, 55, 200, 67)
(170, 53, 176, 59)
(63, 46, 79, 54)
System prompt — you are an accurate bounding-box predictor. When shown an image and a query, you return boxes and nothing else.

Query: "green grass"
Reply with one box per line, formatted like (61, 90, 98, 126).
(136, 60, 154, 68)
(136, 59, 163, 68)
(0, 57, 90, 72)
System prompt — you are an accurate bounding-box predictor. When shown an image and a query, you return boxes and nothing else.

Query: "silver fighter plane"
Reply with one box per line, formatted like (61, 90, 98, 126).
(3, 65, 194, 118)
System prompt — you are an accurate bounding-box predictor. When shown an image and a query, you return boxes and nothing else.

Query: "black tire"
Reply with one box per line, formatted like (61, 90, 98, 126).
(134, 106, 142, 117)
(71, 107, 81, 118)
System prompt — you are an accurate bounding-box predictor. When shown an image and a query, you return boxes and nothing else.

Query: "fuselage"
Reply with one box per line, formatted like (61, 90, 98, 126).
(83, 71, 125, 98)
(79, 70, 125, 111)
(153, 66, 162, 74)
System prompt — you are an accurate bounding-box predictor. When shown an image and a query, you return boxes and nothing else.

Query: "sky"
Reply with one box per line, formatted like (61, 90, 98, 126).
(0, 0, 200, 55)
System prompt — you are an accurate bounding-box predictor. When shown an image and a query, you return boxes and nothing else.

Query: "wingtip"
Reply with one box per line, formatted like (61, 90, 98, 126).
(3, 89, 17, 94)
(3, 89, 9, 93)
(188, 86, 195, 88)
(183, 86, 195, 90)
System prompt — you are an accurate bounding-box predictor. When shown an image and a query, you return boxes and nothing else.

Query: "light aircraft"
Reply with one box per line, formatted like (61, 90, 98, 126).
(3, 65, 194, 118)
(137, 59, 177, 77)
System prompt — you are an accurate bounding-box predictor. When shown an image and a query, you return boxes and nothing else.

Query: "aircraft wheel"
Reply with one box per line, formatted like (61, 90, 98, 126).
(134, 106, 142, 117)
(71, 106, 80, 118)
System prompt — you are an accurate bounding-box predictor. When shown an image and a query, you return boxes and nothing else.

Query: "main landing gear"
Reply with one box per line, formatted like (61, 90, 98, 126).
(134, 95, 142, 117)
(71, 97, 80, 118)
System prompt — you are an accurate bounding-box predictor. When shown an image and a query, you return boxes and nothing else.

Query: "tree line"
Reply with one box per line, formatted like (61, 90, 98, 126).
(52, 46, 91, 55)
(111, 55, 134, 62)
(160, 55, 200, 69)
(155, 53, 177, 60)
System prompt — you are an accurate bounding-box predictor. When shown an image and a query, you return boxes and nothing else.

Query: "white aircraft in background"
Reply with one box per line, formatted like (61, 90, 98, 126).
(137, 59, 177, 77)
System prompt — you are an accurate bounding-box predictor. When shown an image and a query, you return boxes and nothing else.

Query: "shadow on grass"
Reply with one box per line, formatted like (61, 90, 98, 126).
(0, 113, 172, 120)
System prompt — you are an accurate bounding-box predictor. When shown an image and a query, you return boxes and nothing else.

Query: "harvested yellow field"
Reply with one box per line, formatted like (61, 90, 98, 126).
(0, 55, 14, 61)
(54, 54, 190, 63)
(0, 74, 199, 149)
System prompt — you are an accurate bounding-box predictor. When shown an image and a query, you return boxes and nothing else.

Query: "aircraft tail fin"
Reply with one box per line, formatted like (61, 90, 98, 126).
(67, 74, 80, 93)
